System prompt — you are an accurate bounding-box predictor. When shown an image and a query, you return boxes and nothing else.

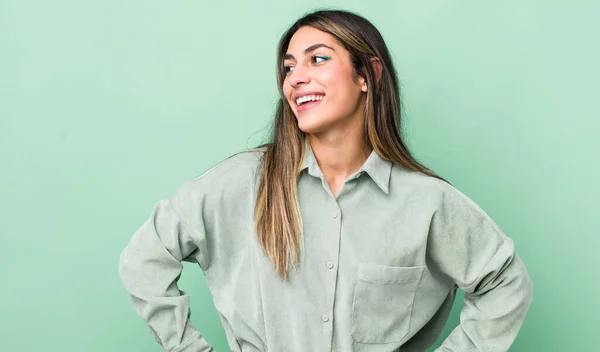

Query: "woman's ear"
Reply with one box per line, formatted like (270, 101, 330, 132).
(361, 57, 383, 92)
(372, 57, 383, 84)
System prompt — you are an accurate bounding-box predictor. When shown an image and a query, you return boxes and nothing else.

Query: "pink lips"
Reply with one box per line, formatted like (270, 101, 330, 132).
(296, 98, 323, 113)
(292, 91, 326, 114)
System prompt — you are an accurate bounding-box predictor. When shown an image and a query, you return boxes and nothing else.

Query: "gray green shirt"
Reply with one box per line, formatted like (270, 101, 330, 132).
(119, 143, 533, 352)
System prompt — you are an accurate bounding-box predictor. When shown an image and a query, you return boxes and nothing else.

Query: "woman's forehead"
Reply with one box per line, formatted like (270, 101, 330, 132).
(286, 27, 339, 54)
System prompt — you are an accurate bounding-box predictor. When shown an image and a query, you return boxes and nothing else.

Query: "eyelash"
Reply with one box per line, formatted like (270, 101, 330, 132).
(284, 55, 330, 75)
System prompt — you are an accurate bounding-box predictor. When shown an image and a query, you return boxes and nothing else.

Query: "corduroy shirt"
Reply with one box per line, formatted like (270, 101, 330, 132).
(119, 143, 533, 352)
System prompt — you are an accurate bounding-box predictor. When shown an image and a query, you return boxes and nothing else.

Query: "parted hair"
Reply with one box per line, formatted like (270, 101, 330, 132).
(254, 9, 448, 279)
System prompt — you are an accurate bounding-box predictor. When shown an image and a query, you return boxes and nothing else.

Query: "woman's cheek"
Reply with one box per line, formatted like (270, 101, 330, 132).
(318, 67, 337, 87)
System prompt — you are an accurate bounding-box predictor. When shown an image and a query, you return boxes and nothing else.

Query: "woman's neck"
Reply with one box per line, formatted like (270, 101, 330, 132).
(308, 132, 372, 182)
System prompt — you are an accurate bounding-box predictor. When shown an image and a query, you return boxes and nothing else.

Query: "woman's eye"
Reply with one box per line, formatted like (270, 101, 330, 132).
(284, 66, 294, 74)
(313, 55, 330, 64)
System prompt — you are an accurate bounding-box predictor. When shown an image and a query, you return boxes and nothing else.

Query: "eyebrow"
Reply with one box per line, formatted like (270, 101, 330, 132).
(284, 43, 335, 61)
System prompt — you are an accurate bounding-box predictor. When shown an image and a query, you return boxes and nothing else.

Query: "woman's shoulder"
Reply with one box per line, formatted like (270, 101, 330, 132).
(196, 147, 266, 180)
(173, 147, 266, 202)
(390, 165, 481, 212)
(391, 165, 452, 194)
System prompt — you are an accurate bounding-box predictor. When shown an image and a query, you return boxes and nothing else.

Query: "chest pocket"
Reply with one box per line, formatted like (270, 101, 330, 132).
(351, 263, 425, 344)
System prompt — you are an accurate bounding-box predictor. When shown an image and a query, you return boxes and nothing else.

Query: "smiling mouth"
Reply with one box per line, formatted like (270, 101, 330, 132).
(296, 94, 324, 106)
(295, 95, 325, 112)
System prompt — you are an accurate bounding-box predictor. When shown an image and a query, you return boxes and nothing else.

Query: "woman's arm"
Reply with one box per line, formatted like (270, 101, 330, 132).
(429, 185, 534, 351)
(119, 181, 214, 352)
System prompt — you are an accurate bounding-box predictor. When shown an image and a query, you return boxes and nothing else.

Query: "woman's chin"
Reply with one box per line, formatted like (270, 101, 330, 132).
(296, 120, 327, 134)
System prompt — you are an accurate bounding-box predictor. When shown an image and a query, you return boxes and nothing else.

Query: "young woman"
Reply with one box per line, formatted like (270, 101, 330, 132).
(119, 9, 533, 352)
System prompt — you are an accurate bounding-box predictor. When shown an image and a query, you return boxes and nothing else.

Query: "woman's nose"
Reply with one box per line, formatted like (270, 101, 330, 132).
(289, 67, 311, 88)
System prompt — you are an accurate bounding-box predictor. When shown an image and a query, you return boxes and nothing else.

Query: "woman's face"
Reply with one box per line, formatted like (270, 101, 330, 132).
(282, 26, 367, 136)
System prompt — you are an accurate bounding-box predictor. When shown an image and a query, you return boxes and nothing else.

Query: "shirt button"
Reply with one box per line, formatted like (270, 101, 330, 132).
(332, 212, 339, 219)
(326, 261, 334, 269)
(321, 314, 330, 322)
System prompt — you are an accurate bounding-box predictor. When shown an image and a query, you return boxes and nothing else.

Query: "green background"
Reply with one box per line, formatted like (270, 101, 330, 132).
(1, 0, 598, 351)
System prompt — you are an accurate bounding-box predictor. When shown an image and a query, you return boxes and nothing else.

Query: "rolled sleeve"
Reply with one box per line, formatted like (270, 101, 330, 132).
(119, 181, 213, 352)
(429, 185, 534, 351)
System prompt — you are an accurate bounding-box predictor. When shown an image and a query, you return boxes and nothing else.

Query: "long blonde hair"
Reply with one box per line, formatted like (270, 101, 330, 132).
(254, 10, 449, 279)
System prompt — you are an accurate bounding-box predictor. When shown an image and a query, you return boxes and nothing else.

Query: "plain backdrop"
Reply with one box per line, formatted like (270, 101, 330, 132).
(1, 0, 598, 351)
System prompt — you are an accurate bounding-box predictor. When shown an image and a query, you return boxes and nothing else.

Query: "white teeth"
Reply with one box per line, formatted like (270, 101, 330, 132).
(296, 95, 324, 106)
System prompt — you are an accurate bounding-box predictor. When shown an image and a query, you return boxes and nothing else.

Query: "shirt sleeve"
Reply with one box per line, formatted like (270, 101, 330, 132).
(429, 185, 534, 352)
(118, 181, 214, 352)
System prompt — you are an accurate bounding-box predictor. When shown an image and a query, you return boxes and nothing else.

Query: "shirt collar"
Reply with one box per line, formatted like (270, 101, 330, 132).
(300, 139, 392, 194)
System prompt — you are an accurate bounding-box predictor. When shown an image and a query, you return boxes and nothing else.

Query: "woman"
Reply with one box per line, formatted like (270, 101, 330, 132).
(119, 9, 533, 352)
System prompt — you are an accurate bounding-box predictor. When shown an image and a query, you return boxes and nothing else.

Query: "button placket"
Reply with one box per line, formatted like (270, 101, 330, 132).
(319, 204, 339, 350)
